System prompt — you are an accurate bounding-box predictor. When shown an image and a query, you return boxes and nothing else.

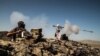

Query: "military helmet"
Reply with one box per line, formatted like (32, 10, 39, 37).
(18, 21, 25, 28)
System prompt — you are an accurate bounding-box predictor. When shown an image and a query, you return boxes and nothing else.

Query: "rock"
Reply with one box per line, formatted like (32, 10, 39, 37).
(33, 47, 42, 56)
(70, 50, 74, 55)
(0, 38, 100, 56)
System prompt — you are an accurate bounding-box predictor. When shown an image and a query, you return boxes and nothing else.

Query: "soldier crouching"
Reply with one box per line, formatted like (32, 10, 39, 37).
(7, 21, 27, 41)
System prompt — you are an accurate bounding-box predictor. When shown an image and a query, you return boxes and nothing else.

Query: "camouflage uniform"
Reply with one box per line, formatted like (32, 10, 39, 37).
(7, 21, 26, 41)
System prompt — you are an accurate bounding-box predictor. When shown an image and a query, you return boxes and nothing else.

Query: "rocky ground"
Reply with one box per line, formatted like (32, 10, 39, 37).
(0, 38, 100, 56)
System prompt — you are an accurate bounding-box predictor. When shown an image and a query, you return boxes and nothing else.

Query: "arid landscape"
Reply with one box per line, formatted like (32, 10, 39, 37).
(0, 37, 100, 56)
(80, 40, 100, 48)
(0, 0, 100, 56)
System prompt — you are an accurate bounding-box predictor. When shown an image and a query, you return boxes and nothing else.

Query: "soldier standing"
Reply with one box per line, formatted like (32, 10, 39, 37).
(53, 24, 64, 40)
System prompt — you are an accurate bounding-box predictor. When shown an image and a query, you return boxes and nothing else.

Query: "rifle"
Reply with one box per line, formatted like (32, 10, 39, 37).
(7, 28, 26, 37)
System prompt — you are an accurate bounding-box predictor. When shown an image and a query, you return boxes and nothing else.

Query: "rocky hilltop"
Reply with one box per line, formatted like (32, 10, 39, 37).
(0, 38, 100, 56)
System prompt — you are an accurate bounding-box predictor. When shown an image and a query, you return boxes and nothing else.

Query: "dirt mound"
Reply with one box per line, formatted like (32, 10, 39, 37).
(0, 38, 100, 56)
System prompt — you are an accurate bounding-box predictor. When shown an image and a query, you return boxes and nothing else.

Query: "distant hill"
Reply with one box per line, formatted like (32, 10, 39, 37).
(80, 40, 100, 48)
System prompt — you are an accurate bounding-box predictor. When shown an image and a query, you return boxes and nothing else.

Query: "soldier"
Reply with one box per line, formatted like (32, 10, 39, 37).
(53, 24, 64, 41)
(7, 21, 27, 41)
(55, 30, 61, 41)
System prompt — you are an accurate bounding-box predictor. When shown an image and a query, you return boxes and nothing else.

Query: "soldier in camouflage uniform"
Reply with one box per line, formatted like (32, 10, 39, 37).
(7, 21, 27, 41)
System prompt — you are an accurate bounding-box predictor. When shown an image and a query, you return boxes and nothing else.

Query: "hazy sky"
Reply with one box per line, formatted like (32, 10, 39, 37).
(0, 0, 100, 41)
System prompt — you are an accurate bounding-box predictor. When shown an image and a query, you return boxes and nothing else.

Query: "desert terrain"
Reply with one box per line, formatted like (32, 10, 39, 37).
(0, 37, 100, 56)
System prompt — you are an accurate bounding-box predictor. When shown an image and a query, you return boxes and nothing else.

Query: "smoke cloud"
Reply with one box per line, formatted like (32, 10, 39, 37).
(62, 20, 80, 36)
(10, 11, 79, 38)
(10, 11, 48, 30)
(72, 25, 79, 34)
